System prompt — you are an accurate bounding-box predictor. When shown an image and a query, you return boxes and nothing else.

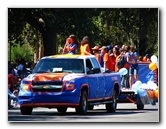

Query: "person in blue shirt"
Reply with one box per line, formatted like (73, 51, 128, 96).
(63, 34, 78, 54)
(100, 51, 104, 67)
(126, 45, 139, 89)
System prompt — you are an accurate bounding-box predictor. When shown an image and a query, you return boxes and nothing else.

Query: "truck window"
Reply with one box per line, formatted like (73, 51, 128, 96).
(33, 58, 84, 73)
(86, 58, 101, 74)
(86, 59, 93, 70)
(91, 58, 101, 69)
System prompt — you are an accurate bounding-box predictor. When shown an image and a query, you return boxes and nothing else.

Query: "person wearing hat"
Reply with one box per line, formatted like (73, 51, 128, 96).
(92, 46, 101, 63)
(100, 46, 112, 72)
(107, 45, 112, 55)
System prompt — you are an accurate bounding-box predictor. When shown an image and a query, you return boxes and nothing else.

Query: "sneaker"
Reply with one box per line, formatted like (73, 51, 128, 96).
(122, 87, 127, 90)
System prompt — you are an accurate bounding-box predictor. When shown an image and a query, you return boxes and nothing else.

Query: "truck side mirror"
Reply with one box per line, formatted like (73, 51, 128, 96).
(92, 68, 101, 74)
(87, 68, 100, 74)
(87, 68, 93, 74)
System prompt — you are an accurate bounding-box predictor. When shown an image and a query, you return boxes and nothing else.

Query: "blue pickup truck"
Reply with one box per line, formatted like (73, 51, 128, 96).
(18, 54, 121, 115)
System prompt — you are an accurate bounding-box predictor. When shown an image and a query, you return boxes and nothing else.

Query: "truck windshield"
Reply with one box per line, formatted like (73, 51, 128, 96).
(33, 58, 84, 73)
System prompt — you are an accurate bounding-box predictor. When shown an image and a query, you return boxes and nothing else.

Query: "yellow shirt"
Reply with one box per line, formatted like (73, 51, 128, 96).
(80, 44, 91, 55)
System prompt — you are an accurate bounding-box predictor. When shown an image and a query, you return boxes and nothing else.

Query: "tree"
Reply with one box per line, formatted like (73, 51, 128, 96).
(94, 8, 158, 56)
(8, 8, 100, 56)
(8, 8, 158, 59)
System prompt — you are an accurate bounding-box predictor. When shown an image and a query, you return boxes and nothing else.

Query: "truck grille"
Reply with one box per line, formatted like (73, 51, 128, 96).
(32, 81, 63, 92)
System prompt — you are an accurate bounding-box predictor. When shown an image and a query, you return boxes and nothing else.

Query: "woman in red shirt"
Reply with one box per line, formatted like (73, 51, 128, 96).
(110, 46, 120, 72)
(8, 67, 18, 92)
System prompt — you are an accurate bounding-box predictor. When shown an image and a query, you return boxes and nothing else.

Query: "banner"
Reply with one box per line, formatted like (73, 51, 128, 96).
(138, 62, 154, 84)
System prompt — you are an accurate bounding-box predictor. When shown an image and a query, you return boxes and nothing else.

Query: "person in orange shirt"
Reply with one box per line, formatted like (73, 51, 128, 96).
(142, 54, 150, 62)
(80, 36, 92, 55)
(100, 46, 112, 72)
(92, 46, 101, 63)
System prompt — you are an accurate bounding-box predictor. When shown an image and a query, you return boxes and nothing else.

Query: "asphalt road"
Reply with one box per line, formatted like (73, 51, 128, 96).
(8, 102, 159, 123)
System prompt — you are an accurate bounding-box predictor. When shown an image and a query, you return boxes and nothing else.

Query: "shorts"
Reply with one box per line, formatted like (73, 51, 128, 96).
(129, 65, 138, 75)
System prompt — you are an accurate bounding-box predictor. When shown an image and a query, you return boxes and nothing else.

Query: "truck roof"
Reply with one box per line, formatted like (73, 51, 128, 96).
(42, 54, 96, 59)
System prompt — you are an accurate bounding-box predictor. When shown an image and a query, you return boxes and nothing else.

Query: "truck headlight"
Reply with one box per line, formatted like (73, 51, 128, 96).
(21, 81, 31, 91)
(65, 83, 75, 90)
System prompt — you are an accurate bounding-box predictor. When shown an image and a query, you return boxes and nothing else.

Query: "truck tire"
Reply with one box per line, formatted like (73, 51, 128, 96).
(75, 90, 88, 114)
(106, 90, 117, 113)
(57, 107, 67, 113)
(20, 106, 33, 115)
(136, 99, 144, 110)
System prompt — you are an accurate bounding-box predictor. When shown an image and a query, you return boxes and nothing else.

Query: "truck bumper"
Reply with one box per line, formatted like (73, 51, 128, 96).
(18, 89, 79, 107)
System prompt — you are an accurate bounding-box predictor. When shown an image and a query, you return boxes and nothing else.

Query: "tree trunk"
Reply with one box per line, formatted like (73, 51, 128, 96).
(39, 39, 44, 59)
(42, 28, 57, 56)
(34, 51, 39, 63)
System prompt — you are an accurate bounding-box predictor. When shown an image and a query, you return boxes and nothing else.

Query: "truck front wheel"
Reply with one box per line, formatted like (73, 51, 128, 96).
(20, 106, 33, 115)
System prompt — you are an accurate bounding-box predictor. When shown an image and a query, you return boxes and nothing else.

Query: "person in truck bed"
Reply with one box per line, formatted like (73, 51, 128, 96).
(91, 45, 101, 63)
(62, 34, 78, 54)
(100, 46, 112, 73)
(80, 36, 92, 55)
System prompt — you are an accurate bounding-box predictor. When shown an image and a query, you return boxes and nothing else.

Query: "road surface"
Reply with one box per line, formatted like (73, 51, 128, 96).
(8, 102, 159, 122)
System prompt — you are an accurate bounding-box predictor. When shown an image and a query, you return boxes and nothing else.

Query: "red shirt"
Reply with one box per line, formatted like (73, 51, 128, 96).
(8, 74, 18, 85)
(110, 55, 117, 72)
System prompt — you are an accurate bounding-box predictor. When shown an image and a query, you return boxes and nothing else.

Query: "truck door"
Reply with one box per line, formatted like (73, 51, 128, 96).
(86, 59, 98, 99)
(90, 58, 105, 98)
(86, 58, 105, 99)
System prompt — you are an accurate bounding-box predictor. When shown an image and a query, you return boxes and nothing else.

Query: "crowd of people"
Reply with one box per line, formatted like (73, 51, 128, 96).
(8, 58, 35, 108)
(62, 34, 152, 90)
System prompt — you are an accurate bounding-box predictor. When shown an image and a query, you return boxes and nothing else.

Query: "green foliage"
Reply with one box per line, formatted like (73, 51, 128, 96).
(8, 43, 33, 62)
(8, 8, 158, 57)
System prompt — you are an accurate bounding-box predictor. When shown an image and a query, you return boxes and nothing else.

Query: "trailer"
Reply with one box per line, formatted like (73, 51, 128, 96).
(118, 62, 158, 109)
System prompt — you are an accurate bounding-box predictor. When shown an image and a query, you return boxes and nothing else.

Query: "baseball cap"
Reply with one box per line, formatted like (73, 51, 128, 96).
(99, 46, 107, 50)
(92, 46, 100, 50)
(114, 45, 119, 48)
(107, 45, 112, 50)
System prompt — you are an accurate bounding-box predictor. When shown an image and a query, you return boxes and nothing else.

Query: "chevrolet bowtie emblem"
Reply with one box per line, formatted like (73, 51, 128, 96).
(43, 85, 50, 89)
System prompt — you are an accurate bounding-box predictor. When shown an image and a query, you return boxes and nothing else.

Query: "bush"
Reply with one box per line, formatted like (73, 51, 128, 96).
(8, 43, 33, 62)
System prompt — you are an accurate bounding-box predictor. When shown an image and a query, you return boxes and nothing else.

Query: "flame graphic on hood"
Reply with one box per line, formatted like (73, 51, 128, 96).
(33, 73, 69, 82)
